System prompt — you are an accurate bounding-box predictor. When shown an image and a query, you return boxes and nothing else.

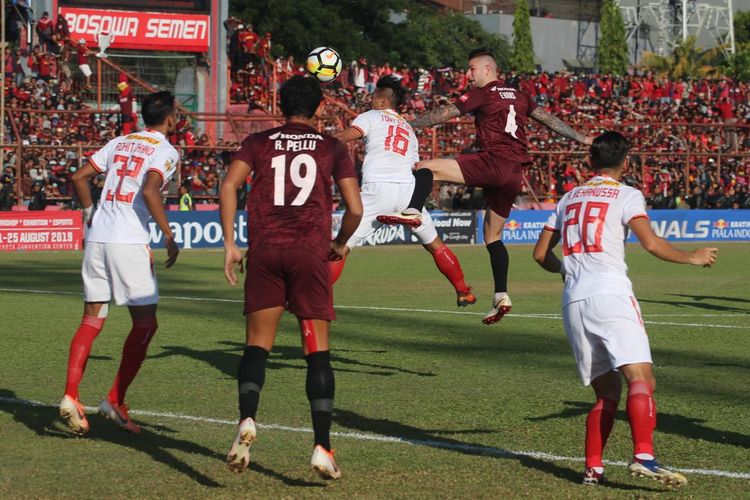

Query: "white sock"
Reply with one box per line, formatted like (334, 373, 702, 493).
(635, 453, 655, 461)
(593, 466, 604, 474)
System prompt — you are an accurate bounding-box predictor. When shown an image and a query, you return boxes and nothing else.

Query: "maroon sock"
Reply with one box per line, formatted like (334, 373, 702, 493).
(432, 245, 469, 294)
(108, 316, 157, 405)
(65, 315, 105, 399)
(585, 397, 618, 469)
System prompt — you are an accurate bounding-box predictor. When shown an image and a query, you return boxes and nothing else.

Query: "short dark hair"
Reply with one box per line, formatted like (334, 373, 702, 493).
(590, 131, 631, 170)
(141, 91, 176, 127)
(375, 75, 406, 109)
(280, 76, 322, 118)
(468, 48, 495, 61)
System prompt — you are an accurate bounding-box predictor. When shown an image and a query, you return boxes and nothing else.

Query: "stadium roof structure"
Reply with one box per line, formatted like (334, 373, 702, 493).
(617, 0, 736, 59)
(428, 0, 604, 21)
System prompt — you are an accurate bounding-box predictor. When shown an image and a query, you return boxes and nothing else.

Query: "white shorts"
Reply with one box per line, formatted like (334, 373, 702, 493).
(79, 64, 92, 77)
(346, 182, 438, 248)
(82, 242, 158, 306)
(562, 295, 652, 386)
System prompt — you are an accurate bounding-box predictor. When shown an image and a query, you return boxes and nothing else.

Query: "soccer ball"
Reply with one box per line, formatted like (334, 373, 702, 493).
(306, 46, 342, 83)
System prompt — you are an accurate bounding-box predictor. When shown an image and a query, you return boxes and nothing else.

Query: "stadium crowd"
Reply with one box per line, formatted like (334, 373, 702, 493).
(2, 11, 749, 210)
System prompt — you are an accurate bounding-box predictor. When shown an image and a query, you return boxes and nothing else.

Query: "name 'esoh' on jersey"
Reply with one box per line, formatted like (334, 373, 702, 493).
(545, 176, 649, 305)
(454, 81, 537, 164)
(87, 129, 179, 245)
(351, 109, 419, 184)
(233, 123, 357, 259)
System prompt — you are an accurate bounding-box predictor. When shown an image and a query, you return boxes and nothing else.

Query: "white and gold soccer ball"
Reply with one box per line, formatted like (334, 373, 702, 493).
(306, 46, 343, 83)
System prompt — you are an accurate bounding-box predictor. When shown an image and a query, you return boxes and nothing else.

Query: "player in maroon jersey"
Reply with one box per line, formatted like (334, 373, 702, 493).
(219, 76, 363, 479)
(379, 48, 593, 325)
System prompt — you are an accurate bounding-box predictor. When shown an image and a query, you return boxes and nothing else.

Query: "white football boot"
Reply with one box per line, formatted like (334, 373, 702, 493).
(483, 293, 513, 325)
(226, 417, 257, 472)
(310, 444, 341, 479)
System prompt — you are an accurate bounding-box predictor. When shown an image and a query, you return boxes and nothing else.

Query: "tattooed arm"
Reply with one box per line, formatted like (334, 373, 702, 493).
(530, 107, 593, 145)
(408, 103, 462, 129)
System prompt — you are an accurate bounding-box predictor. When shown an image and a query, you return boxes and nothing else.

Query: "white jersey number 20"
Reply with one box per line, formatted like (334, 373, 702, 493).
(271, 154, 317, 206)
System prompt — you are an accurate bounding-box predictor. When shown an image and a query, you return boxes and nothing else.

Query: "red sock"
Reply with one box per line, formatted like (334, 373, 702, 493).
(65, 315, 105, 399)
(585, 398, 618, 468)
(108, 316, 157, 405)
(329, 256, 346, 286)
(432, 245, 469, 294)
(627, 381, 656, 457)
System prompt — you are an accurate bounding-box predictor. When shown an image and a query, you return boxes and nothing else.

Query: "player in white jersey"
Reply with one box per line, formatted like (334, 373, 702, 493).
(533, 132, 717, 488)
(59, 91, 180, 435)
(331, 76, 476, 306)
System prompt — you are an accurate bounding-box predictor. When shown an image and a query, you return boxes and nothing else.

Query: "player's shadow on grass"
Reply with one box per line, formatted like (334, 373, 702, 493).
(150, 341, 434, 379)
(0, 389, 223, 488)
(528, 400, 750, 449)
(333, 408, 659, 491)
(639, 294, 750, 313)
(670, 294, 750, 305)
(249, 463, 325, 488)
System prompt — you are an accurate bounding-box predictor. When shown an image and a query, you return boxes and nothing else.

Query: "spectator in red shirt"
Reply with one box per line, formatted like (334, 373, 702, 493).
(117, 74, 136, 134)
(36, 12, 55, 52)
(76, 39, 92, 89)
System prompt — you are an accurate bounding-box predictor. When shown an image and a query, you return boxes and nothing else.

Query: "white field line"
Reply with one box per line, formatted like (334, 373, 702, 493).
(0, 395, 748, 481)
(1, 287, 749, 329)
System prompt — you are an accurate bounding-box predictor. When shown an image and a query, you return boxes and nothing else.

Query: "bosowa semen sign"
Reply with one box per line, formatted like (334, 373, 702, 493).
(0, 212, 83, 251)
(61, 7, 210, 52)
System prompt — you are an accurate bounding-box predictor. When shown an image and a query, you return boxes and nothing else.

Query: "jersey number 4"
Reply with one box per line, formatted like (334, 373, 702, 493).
(562, 201, 609, 256)
(384, 125, 409, 156)
(271, 154, 317, 206)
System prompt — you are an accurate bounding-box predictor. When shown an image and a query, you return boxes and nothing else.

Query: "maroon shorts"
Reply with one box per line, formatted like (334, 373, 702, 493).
(244, 248, 334, 321)
(457, 151, 525, 218)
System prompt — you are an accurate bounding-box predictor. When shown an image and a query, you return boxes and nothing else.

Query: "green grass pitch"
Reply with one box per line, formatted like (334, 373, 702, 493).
(1, 243, 748, 498)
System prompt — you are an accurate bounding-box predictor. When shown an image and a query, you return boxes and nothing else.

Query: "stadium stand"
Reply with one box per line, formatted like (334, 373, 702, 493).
(1, 9, 748, 211)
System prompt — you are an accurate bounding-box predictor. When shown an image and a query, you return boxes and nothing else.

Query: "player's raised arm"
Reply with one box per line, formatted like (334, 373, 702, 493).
(220, 158, 252, 285)
(628, 217, 718, 267)
(142, 171, 179, 268)
(333, 127, 363, 143)
(408, 103, 462, 129)
(529, 107, 593, 145)
(533, 228, 563, 274)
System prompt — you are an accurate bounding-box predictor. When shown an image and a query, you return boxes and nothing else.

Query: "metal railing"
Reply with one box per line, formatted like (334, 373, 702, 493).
(4, 108, 749, 206)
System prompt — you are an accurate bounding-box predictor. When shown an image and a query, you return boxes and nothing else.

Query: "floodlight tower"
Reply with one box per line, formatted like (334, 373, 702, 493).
(616, 0, 735, 61)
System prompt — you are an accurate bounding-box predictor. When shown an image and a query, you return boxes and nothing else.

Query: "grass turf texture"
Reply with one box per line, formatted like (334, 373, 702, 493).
(0, 243, 748, 498)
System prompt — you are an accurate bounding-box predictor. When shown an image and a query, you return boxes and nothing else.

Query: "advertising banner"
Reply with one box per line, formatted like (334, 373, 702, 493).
(142, 209, 750, 249)
(0, 212, 83, 251)
(479, 209, 750, 245)
(331, 211, 476, 246)
(61, 7, 210, 52)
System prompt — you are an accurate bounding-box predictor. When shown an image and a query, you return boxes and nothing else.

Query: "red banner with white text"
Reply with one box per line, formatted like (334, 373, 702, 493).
(0, 212, 83, 251)
(61, 7, 210, 52)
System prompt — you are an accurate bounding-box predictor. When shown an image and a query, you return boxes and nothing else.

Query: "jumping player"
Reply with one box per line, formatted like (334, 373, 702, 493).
(219, 76, 363, 479)
(331, 75, 476, 306)
(59, 91, 180, 435)
(533, 132, 717, 487)
(378, 48, 592, 324)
